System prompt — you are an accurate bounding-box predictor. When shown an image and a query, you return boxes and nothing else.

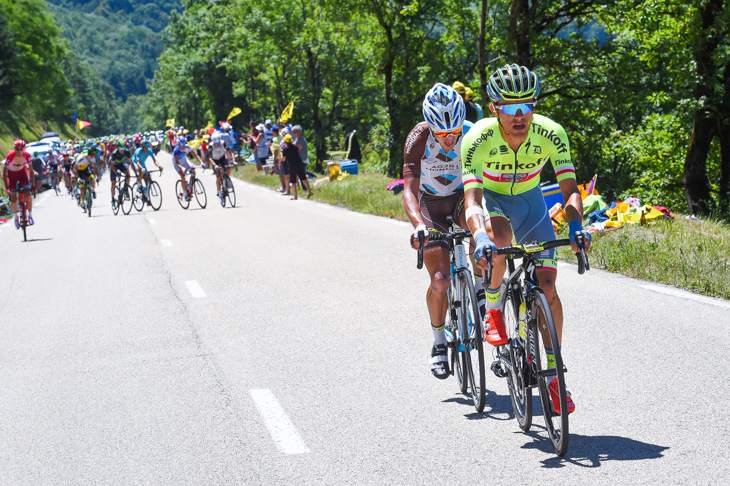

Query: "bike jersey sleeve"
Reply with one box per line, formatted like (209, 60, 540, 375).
(461, 114, 575, 196)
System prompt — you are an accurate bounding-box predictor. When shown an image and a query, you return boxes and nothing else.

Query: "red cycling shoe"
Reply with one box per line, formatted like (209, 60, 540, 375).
(484, 309, 508, 346)
(549, 378, 575, 414)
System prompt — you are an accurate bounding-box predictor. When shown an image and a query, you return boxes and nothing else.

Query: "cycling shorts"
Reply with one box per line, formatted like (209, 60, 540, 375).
(7, 169, 31, 192)
(110, 163, 129, 181)
(78, 168, 92, 184)
(482, 185, 558, 272)
(212, 155, 227, 167)
(63, 164, 73, 173)
(419, 191, 465, 250)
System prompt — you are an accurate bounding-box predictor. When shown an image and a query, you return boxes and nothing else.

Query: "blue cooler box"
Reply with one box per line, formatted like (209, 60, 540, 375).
(541, 182, 562, 208)
(339, 160, 359, 175)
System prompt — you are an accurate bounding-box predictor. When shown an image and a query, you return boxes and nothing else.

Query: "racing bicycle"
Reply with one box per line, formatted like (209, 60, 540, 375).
(132, 169, 163, 212)
(176, 167, 207, 209)
(488, 235, 589, 456)
(214, 162, 237, 207)
(14, 182, 30, 242)
(417, 218, 487, 412)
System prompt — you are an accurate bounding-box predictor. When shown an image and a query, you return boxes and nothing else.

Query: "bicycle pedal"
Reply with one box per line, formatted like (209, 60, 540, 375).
(490, 359, 507, 378)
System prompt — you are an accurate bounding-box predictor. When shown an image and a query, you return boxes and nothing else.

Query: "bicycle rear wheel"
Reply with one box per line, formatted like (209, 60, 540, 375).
(86, 191, 92, 217)
(501, 279, 532, 431)
(121, 184, 133, 215)
(20, 200, 27, 242)
(225, 176, 236, 207)
(194, 179, 207, 208)
(149, 181, 162, 210)
(461, 274, 486, 412)
(531, 288, 569, 456)
(176, 180, 190, 209)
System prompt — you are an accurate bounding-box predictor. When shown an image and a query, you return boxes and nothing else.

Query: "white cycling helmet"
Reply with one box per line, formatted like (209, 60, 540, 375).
(422, 83, 465, 132)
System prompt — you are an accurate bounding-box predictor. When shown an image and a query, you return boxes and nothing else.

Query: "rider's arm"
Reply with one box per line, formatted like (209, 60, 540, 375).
(401, 126, 426, 230)
(559, 178, 590, 252)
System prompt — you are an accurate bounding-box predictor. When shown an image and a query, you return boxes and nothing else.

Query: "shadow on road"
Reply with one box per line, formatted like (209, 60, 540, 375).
(23, 238, 54, 243)
(442, 389, 514, 421)
(518, 427, 669, 467)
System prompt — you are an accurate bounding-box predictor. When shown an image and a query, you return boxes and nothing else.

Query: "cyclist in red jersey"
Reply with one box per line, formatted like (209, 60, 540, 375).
(3, 140, 36, 227)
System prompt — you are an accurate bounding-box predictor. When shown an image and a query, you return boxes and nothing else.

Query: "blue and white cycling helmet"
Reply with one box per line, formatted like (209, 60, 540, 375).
(422, 83, 465, 133)
(177, 136, 188, 146)
(487, 64, 540, 102)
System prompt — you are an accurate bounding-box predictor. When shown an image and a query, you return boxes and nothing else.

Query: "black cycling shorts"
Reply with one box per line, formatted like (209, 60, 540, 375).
(419, 191, 466, 250)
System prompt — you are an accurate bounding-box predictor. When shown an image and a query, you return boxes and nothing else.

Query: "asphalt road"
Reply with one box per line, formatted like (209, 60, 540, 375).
(1, 153, 729, 484)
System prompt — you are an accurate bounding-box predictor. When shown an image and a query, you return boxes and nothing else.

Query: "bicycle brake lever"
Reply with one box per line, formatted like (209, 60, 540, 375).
(485, 248, 493, 286)
(416, 231, 425, 269)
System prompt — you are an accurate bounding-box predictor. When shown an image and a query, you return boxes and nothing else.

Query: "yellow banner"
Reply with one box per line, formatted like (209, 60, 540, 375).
(279, 101, 294, 124)
(205, 121, 214, 130)
(165, 118, 175, 128)
(188, 138, 203, 150)
(227, 107, 242, 120)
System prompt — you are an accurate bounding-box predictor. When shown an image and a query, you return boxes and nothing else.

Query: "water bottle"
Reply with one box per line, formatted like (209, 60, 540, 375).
(518, 301, 527, 339)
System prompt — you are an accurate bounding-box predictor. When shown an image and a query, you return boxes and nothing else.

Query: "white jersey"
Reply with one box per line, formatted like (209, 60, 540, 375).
(402, 121, 473, 197)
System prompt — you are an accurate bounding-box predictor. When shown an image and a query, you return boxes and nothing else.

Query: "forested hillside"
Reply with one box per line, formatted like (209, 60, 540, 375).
(144, 0, 729, 217)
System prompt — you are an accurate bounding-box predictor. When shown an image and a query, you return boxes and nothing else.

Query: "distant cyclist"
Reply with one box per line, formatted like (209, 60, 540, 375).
(172, 138, 203, 199)
(461, 64, 591, 413)
(132, 140, 162, 195)
(74, 149, 98, 212)
(3, 140, 35, 226)
(402, 83, 473, 379)
(110, 140, 133, 207)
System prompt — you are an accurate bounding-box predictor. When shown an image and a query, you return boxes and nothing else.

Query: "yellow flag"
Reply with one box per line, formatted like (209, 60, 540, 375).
(204, 121, 214, 130)
(165, 118, 175, 128)
(188, 138, 202, 150)
(227, 107, 242, 120)
(77, 119, 91, 130)
(279, 101, 294, 124)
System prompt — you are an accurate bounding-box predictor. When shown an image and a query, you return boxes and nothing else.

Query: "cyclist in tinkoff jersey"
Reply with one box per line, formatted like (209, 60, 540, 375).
(461, 64, 591, 413)
(403, 83, 475, 379)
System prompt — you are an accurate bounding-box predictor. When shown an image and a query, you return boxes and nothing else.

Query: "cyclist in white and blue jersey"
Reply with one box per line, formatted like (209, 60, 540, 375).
(402, 83, 476, 379)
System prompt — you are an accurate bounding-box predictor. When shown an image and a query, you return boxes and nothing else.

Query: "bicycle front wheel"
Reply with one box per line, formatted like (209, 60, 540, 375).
(501, 279, 532, 431)
(445, 283, 467, 394)
(194, 179, 207, 208)
(461, 274, 486, 412)
(531, 288, 569, 456)
(225, 176, 236, 207)
(86, 191, 92, 217)
(176, 180, 189, 209)
(149, 181, 162, 210)
(121, 184, 133, 215)
(132, 183, 144, 211)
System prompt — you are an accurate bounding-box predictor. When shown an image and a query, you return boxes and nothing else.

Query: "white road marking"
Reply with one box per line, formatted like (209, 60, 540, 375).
(148, 218, 157, 224)
(641, 284, 730, 309)
(250, 389, 310, 455)
(184, 280, 206, 298)
(160, 239, 172, 247)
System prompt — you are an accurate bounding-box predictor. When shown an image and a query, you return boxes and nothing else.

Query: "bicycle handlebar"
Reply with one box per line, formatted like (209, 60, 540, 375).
(415, 228, 473, 270)
(485, 234, 590, 284)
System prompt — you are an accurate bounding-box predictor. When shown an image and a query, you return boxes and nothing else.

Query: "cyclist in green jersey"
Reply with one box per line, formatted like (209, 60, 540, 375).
(461, 64, 591, 413)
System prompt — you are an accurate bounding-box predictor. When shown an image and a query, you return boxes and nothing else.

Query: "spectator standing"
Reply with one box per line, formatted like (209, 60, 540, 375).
(255, 123, 269, 167)
(291, 125, 309, 167)
(242, 121, 264, 171)
(270, 125, 285, 190)
(465, 87, 484, 120)
(281, 134, 313, 200)
(452, 81, 480, 123)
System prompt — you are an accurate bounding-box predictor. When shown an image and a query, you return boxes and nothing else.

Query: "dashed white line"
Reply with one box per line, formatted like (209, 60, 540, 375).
(160, 239, 172, 247)
(148, 218, 157, 224)
(250, 389, 310, 455)
(184, 280, 206, 298)
(640, 284, 730, 309)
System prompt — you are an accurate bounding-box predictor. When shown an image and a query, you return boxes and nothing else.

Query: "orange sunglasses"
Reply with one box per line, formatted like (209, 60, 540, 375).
(433, 126, 463, 137)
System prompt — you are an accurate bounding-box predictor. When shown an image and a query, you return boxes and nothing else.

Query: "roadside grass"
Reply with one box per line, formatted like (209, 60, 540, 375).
(236, 164, 407, 219)
(558, 216, 730, 299)
(237, 164, 730, 300)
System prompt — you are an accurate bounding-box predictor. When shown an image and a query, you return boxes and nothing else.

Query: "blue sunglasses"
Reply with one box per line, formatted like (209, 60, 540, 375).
(495, 102, 536, 116)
